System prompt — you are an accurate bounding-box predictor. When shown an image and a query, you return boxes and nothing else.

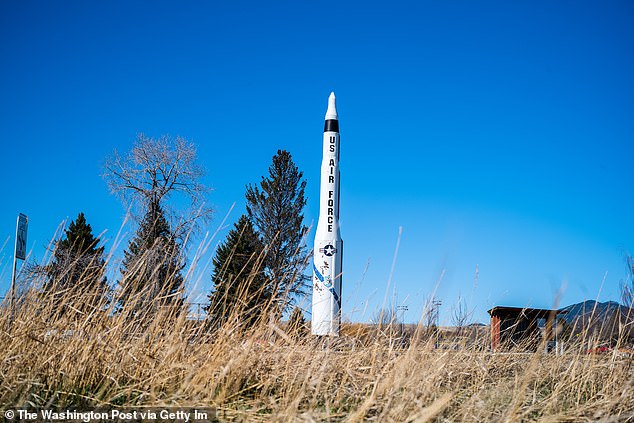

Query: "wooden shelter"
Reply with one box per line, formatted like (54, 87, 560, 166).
(487, 306, 566, 351)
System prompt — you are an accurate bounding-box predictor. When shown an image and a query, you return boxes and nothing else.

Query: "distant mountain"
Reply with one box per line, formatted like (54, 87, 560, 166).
(559, 300, 633, 340)
(560, 300, 623, 321)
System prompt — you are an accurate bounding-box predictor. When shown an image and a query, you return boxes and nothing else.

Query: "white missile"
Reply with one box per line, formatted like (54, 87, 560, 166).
(312, 92, 343, 336)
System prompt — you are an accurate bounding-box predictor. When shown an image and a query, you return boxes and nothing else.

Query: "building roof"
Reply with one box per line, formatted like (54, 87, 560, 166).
(487, 306, 568, 319)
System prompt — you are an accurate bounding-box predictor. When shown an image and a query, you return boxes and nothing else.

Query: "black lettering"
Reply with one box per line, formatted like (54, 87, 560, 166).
(330, 167, 334, 174)
(329, 175, 334, 183)
(329, 191, 334, 198)
(328, 199, 334, 207)
(328, 207, 333, 215)
(329, 144, 335, 152)
(329, 159, 335, 166)
(328, 224, 333, 232)
(328, 216, 333, 224)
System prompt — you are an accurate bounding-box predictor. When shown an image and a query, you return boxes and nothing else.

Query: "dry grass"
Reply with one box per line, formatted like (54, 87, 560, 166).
(1, 267, 633, 422)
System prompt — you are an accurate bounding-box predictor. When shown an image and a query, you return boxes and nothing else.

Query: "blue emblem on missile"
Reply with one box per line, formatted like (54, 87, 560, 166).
(319, 244, 337, 256)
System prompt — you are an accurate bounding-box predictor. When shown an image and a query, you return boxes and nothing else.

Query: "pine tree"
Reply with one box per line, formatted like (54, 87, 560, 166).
(44, 212, 109, 313)
(207, 215, 268, 329)
(118, 199, 185, 315)
(245, 150, 309, 314)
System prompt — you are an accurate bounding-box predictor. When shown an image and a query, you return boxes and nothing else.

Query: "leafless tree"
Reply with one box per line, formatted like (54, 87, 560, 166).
(422, 296, 441, 330)
(372, 307, 401, 339)
(620, 252, 634, 309)
(451, 295, 470, 336)
(372, 307, 399, 327)
(103, 134, 212, 237)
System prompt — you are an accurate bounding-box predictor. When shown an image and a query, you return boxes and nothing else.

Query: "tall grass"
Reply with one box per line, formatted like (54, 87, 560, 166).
(1, 247, 633, 422)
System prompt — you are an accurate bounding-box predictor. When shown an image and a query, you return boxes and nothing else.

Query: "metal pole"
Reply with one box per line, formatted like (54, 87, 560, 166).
(10, 214, 28, 326)
(10, 252, 18, 325)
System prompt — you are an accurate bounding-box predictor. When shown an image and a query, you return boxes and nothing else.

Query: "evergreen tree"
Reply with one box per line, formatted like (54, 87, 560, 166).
(207, 215, 268, 329)
(118, 199, 185, 315)
(245, 150, 309, 314)
(44, 212, 109, 313)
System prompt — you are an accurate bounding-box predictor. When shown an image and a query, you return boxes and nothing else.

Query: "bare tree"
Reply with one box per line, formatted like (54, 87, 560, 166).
(451, 295, 470, 336)
(422, 296, 441, 330)
(620, 252, 634, 308)
(103, 134, 212, 237)
(372, 307, 400, 327)
(103, 135, 212, 319)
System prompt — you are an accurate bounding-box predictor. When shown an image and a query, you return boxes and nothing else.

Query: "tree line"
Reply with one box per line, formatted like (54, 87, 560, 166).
(36, 134, 308, 333)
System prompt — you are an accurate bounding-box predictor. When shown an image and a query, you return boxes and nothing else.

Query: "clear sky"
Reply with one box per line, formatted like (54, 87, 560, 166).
(1, 1, 632, 324)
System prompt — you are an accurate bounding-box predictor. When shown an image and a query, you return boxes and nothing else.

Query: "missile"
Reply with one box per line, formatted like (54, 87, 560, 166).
(312, 92, 343, 336)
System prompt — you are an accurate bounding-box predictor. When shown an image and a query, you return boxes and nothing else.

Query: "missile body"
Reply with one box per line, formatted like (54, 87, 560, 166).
(312, 92, 343, 336)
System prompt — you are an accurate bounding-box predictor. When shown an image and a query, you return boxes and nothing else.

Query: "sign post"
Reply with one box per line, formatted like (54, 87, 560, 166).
(10, 213, 28, 323)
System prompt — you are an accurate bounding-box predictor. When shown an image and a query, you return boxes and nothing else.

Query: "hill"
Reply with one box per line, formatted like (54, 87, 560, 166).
(559, 300, 634, 342)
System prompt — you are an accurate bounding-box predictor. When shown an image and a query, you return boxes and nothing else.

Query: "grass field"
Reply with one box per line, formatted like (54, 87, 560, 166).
(2, 284, 633, 423)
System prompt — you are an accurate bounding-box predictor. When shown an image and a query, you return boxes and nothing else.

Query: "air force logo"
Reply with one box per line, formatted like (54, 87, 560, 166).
(319, 244, 337, 257)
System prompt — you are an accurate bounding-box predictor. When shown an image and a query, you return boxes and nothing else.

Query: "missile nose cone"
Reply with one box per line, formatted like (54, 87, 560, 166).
(325, 92, 338, 120)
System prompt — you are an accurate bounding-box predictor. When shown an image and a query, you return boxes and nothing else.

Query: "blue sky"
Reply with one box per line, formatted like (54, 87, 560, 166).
(1, 1, 632, 324)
